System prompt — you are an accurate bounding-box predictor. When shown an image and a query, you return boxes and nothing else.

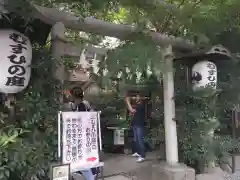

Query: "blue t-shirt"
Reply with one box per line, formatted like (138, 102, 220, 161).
(131, 103, 145, 127)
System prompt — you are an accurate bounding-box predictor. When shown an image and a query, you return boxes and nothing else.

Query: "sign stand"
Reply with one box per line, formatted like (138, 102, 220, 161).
(57, 111, 104, 180)
(97, 112, 103, 151)
(58, 111, 62, 159)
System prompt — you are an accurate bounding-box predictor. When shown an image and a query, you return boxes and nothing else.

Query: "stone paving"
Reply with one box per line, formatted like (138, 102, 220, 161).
(73, 152, 240, 180)
(101, 153, 240, 180)
(73, 151, 159, 180)
(101, 152, 158, 178)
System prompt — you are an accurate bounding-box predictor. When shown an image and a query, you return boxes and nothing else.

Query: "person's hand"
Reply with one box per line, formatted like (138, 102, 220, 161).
(130, 108, 136, 114)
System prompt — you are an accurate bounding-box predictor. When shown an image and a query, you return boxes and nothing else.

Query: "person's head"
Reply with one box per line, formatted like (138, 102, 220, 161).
(135, 93, 141, 103)
(71, 87, 84, 100)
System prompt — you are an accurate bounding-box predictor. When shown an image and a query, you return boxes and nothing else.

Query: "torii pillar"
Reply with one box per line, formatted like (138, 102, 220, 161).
(151, 45, 195, 180)
(162, 45, 178, 165)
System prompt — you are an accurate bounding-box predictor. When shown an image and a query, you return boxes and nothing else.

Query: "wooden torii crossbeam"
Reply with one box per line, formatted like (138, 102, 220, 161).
(31, 4, 195, 52)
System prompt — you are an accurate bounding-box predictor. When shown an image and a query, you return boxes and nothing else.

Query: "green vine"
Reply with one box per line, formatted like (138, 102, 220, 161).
(0, 45, 62, 180)
(176, 88, 219, 172)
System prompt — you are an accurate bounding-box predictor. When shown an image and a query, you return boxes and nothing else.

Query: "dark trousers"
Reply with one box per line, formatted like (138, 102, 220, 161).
(132, 125, 145, 158)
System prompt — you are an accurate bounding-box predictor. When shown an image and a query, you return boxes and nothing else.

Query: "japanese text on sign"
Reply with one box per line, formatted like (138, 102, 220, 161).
(206, 62, 217, 88)
(6, 33, 28, 87)
(61, 112, 99, 170)
(91, 115, 97, 150)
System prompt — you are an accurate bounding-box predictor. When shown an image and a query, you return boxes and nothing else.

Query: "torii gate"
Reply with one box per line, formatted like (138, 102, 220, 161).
(50, 25, 181, 166)
(50, 25, 179, 165)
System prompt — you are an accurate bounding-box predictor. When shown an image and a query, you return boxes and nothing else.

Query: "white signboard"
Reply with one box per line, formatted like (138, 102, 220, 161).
(61, 112, 99, 171)
(192, 61, 217, 90)
(114, 129, 124, 145)
(0, 29, 32, 93)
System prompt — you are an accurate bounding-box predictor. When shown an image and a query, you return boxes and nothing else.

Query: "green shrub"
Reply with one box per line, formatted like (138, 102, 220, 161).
(0, 46, 61, 180)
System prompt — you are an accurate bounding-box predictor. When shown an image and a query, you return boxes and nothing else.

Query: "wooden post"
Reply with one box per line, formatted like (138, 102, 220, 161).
(162, 45, 179, 165)
(51, 22, 66, 81)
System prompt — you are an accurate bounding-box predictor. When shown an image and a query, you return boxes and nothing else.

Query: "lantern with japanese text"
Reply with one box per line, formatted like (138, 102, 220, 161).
(192, 61, 217, 90)
(0, 30, 32, 93)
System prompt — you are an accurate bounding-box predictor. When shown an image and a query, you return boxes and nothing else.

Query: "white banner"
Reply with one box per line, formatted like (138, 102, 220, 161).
(61, 112, 99, 170)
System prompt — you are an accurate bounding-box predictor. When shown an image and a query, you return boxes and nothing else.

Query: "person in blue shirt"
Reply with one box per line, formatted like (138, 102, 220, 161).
(125, 93, 146, 162)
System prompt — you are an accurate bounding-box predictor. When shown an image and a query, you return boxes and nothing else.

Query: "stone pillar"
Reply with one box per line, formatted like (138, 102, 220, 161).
(51, 22, 66, 81)
(151, 46, 195, 180)
(162, 45, 178, 165)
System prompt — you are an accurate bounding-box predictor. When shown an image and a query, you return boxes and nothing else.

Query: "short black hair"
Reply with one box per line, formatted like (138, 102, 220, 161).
(71, 87, 84, 98)
(127, 90, 141, 96)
